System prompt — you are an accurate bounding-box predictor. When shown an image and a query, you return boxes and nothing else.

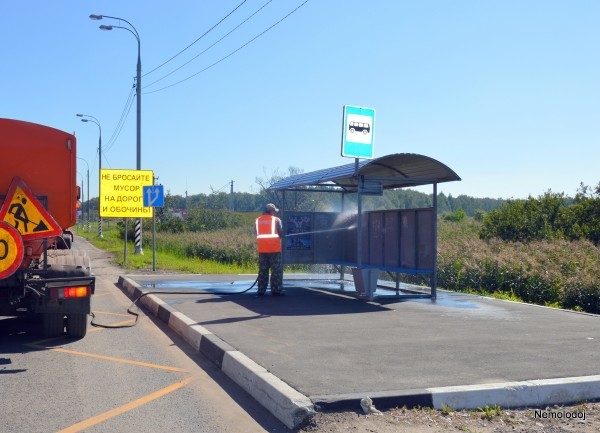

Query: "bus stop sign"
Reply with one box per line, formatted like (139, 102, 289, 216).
(341, 105, 375, 159)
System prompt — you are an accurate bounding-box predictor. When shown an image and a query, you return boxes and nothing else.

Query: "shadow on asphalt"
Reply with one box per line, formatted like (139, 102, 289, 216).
(193, 285, 393, 319)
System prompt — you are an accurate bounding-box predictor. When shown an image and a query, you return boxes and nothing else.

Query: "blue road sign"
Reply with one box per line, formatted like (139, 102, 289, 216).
(341, 105, 375, 159)
(143, 185, 164, 207)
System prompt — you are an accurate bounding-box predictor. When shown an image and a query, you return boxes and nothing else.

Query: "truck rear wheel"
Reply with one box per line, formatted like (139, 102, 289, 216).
(43, 313, 65, 337)
(66, 313, 88, 338)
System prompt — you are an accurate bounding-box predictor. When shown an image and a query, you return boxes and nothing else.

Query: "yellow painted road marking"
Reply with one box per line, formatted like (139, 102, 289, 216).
(45, 348, 189, 372)
(56, 376, 196, 433)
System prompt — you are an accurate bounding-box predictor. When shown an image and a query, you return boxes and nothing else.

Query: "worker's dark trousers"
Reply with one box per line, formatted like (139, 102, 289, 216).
(257, 252, 283, 294)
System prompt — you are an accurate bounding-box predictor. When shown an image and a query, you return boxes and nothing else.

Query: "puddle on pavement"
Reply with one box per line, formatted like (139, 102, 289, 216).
(140, 279, 486, 311)
(142, 280, 257, 294)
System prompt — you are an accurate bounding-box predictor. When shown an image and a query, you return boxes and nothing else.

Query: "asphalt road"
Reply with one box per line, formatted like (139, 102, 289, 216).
(0, 235, 287, 433)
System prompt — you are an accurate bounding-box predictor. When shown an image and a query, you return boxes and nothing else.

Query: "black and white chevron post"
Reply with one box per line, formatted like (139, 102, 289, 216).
(134, 218, 143, 254)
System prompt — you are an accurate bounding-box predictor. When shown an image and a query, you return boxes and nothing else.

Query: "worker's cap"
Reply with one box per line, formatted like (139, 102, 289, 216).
(265, 203, 279, 212)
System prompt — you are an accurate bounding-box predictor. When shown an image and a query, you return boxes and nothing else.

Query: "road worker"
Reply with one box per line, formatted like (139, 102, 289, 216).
(255, 203, 284, 296)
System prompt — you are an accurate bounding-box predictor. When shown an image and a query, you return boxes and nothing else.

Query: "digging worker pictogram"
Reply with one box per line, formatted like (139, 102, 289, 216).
(8, 197, 32, 232)
(255, 203, 285, 296)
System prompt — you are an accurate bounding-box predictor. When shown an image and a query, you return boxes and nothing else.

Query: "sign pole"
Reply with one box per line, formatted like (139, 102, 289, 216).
(142, 183, 164, 272)
(124, 219, 128, 264)
(152, 209, 156, 271)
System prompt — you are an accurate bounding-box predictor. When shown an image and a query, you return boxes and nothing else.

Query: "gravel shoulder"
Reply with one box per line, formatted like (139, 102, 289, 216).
(298, 402, 600, 433)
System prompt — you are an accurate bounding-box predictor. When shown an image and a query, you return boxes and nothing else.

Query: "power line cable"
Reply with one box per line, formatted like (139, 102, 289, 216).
(211, 181, 231, 193)
(102, 89, 131, 152)
(104, 84, 135, 151)
(104, 84, 136, 153)
(146, 0, 274, 89)
(145, 0, 310, 95)
(143, 0, 249, 77)
(102, 152, 112, 169)
(103, 97, 134, 155)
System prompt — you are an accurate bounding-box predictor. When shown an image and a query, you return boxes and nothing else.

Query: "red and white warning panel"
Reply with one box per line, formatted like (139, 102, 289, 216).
(0, 177, 62, 240)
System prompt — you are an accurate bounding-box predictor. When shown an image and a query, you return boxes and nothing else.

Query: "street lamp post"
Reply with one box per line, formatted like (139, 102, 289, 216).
(90, 13, 143, 254)
(77, 171, 85, 230)
(77, 157, 90, 231)
(76, 114, 103, 238)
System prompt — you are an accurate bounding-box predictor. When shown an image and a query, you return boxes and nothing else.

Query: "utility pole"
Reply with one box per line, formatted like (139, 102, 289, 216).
(229, 180, 234, 211)
(185, 188, 188, 220)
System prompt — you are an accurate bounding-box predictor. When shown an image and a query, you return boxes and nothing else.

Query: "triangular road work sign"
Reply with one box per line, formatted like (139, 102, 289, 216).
(0, 177, 62, 240)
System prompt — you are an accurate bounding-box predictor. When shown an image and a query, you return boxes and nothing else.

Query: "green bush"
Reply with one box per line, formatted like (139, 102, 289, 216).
(443, 208, 466, 222)
(479, 192, 568, 242)
(480, 184, 599, 245)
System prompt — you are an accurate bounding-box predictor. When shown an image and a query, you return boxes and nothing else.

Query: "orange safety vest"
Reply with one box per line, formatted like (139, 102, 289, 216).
(255, 214, 282, 253)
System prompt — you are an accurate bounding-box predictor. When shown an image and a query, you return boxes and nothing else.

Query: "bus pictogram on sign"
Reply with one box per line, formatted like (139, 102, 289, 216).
(0, 177, 62, 240)
(0, 220, 24, 279)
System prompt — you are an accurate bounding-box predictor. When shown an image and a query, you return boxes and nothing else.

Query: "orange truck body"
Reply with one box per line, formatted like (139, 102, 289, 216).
(0, 118, 94, 338)
(0, 118, 78, 230)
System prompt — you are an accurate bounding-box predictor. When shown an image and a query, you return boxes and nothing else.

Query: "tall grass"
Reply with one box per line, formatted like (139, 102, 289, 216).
(152, 227, 257, 267)
(438, 219, 599, 313)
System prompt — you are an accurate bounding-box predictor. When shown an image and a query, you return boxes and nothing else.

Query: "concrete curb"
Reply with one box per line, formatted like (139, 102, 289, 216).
(429, 376, 600, 410)
(313, 376, 600, 412)
(117, 276, 315, 429)
(117, 276, 600, 426)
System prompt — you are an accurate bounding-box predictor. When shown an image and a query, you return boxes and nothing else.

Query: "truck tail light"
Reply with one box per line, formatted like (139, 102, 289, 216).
(50, 286, 91, 299)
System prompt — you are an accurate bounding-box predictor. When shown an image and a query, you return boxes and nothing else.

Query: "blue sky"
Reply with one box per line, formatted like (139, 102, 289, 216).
(2, 1, 599, 201)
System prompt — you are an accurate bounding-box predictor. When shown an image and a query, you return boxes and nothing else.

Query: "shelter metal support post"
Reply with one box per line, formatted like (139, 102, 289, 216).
(432, 182, 438, 299)
(357, 175, 363, 270)
(282, 190, 286, 271)
(340, 192, 346, 281)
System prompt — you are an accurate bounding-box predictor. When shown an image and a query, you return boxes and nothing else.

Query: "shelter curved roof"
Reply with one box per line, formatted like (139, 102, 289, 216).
(269, 153, 461, 192)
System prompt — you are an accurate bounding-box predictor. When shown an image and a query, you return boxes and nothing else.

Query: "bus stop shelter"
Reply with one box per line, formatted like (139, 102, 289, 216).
(268, 153, 461, 300)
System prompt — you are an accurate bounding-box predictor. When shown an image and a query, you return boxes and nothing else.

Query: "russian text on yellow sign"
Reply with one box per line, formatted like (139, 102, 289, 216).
(99, 169, 154, 218)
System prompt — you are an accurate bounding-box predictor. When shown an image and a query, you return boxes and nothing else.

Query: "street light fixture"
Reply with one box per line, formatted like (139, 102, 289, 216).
(77, 170, 85, 231)
(90, 13, 143, 254)
(76, 113, 103, 238)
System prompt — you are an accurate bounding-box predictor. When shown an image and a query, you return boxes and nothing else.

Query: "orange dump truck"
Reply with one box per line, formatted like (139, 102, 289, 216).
(0, 118, 95, 337)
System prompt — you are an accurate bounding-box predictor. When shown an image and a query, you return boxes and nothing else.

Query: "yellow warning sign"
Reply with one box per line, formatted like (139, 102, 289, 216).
(100, 169, 154, 218)
(0, 220, 24, 279)
(0, 177, 62, 240)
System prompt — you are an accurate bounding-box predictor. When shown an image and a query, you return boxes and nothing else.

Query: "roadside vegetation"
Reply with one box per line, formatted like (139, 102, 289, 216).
(76, 221, 258, 274)
(437, 183, 599, 314)
(78, 182, 599, 314)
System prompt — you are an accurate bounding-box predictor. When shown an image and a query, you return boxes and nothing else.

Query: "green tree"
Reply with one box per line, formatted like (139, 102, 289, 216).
(479, 185, 599, 244)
